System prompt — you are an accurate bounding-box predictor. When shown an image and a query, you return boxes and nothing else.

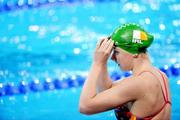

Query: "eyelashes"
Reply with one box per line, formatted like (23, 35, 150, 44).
(114, 50, 119, 55)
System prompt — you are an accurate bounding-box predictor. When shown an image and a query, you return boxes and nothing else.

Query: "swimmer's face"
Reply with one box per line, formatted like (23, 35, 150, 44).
(111, 47, 133, 71)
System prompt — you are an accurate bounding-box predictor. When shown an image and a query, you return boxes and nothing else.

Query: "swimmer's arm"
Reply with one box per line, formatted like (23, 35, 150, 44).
(96, 65, 113, 93)
(79, 74, 143, 115)
(93, 38, 114, 93)
(96, 65, 123, 93)
(79, 63, 105, 107)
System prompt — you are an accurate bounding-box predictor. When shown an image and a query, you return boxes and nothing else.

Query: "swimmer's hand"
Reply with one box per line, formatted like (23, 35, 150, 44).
(93, 37, 114, 66)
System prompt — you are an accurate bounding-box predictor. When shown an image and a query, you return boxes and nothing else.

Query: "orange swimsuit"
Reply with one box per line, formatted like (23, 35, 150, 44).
(114, 69, 172, 120)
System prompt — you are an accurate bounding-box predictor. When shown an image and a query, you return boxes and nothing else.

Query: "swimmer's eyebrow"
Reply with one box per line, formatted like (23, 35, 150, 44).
(113, 47, 120, 53)
(114, 50, 119, 53)
(113, 48, 119, 53)
(113, 47, 118, 51)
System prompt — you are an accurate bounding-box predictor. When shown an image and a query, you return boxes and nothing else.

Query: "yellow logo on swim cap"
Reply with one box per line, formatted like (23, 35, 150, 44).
(132, 30, 147, 44)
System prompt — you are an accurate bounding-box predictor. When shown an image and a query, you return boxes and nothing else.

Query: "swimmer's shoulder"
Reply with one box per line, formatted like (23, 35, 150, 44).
(112, 74, 150, 87)
(111, 75, 147, 99)
(111, 73, 157, 95)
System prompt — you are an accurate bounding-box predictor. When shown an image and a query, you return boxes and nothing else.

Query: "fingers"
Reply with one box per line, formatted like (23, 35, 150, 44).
(96, 38, 105, 50)
(100, 38, 108, 50)
(103, 39, 112, 50)
(106, 40, 114, 54)
(96, 37, 114, 55)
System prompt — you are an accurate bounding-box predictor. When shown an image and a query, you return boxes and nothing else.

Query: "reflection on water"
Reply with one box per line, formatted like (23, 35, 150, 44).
(0, 0, 179, 120)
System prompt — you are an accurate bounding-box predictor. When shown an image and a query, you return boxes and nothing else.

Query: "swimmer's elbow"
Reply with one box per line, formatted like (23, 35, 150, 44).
(79, 102, 94, 115)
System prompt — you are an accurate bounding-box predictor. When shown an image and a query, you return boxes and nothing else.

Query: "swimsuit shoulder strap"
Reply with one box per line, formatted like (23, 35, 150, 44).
(137, 69, 171, 119)
(157, 70, 172, 104)
(138, 70, 171, 103)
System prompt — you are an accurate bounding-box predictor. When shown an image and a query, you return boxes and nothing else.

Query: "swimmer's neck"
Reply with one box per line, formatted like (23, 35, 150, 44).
(131, 54, 152, 76)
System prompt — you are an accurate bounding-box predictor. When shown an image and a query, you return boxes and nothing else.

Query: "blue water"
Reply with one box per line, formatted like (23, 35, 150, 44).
(0, 88, 117, 120)
(0, 0, 180, 120)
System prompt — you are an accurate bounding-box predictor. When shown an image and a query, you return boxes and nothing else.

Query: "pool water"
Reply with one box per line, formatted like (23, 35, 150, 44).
(0, 88, 117, 120)
(0, 0, 180, 120)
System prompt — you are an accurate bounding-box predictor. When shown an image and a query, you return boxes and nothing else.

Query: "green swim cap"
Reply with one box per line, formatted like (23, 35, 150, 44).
(111, 23, 154, 54)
